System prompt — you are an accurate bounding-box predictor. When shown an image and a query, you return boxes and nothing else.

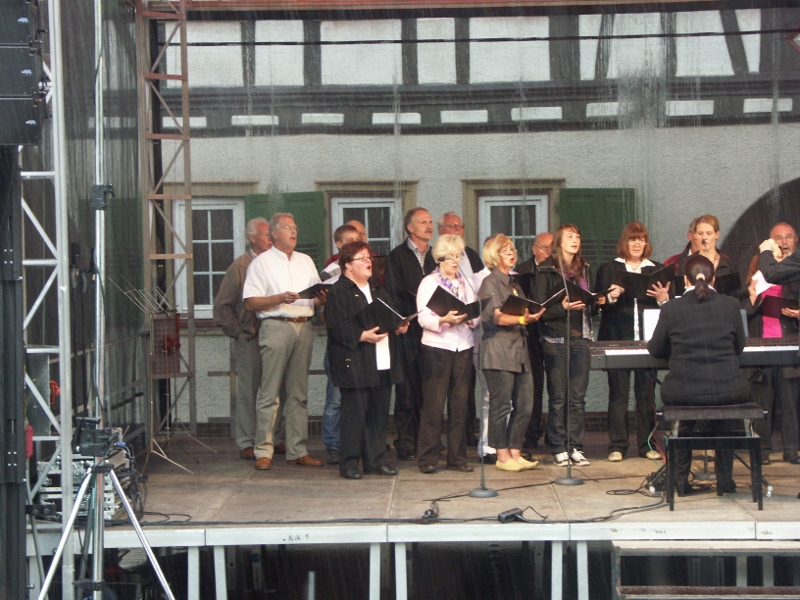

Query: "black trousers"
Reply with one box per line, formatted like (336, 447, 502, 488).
(606, 368, 657, 457)
(524, 335, 546, 446)
(750, 367, 800, 458)
(416, 346, 473, 468)
(340, 374, 391, 474)
(393, 335, 425, 454)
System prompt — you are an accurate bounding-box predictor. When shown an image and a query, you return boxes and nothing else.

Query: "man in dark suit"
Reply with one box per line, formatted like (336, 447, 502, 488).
(516, 232, 554, 451)
(385, 207, 437, 460)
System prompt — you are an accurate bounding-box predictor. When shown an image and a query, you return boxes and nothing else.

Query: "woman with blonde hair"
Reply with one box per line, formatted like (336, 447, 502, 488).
(415, 234, 479, 473)
(477, 234, 544, 472)
(676, 214, 736, 279)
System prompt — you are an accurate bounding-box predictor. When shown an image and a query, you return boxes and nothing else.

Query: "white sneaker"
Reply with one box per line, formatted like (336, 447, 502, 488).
(553, 452, 570, 466)
(608, 452, 623, 462)
(570, 449, 590, 466)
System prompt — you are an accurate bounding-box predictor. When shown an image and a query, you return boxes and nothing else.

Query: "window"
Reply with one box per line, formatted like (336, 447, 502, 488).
(478, 194, 548, 262)
(174, 198, 245, 319)
(317, 180, 418, 259)
(331, 196, 401, 256)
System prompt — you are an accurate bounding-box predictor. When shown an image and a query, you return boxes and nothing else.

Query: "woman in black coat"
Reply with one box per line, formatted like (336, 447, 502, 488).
(326, 241, 408, 479)
(594, 222, 670, 462)
(648, 254, 750, 495)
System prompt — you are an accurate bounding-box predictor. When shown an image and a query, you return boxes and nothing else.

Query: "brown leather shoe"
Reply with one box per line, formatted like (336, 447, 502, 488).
(274, 443, 286, 454)
(239, 447, 255, 460)
(254, 457, 272, 470)
(288, 454, 323, 467)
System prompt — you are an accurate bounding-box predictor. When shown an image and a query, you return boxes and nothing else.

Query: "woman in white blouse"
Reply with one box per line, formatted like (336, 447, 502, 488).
(415, 234, 480, 473)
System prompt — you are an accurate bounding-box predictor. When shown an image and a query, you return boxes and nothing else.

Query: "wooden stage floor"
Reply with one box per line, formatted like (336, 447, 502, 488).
(137, 430, 800, 532)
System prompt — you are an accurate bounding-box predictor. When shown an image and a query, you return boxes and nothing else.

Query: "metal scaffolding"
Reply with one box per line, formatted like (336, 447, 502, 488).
(136, 0, 197, 452)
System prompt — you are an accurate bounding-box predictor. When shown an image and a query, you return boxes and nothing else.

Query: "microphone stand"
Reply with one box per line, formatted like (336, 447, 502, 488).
(457, 261, 499, 498)
(554, 252, 583, 486)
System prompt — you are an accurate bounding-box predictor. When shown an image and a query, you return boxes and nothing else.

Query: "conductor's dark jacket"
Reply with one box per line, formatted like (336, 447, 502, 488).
(647, 289, 748, 403)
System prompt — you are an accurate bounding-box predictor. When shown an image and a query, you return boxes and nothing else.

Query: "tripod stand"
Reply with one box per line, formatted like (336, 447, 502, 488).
(37, 425, 175, 600)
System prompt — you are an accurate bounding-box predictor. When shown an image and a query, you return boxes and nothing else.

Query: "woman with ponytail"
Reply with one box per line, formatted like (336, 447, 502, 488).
(647, 254, 750, 495)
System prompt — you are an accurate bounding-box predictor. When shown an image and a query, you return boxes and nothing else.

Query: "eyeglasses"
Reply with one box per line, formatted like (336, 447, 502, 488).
(441, 223, 464, 230)
(438, 255, 460, 264)
(280, 225, 299, 233)
(352, 255, 372, 263)
(499, 248, 518, 256)
(532, 245, 551, 254)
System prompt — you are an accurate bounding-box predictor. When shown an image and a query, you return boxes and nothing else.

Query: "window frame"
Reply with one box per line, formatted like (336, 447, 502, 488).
(173, 198, 246, 319)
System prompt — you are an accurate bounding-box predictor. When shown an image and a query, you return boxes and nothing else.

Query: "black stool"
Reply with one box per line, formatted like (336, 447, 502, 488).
(661, 403, 766, 511)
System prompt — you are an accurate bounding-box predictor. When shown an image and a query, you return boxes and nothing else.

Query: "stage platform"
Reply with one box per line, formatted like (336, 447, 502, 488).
(27, 431, 800, 599)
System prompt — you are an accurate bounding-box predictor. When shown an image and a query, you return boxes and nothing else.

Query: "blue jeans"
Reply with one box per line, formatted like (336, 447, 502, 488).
(543, 338, 590, 454)
(322, 350, 342, 451)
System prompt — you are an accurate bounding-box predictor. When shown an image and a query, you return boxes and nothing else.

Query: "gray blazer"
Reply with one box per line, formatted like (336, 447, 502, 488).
(478, 269, 531, 373)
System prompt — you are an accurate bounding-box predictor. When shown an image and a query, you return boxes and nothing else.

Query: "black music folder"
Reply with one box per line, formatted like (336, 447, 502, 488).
(296, 282, 332, 299)
(713, 272, 742, 297)
(616, 264, 672, 300)
(760, 295, 800, 319)
(426, 285, 490, 320)
(548, 282, 598, 306)
(356, 298, 417, 334)
(501, 288, 566, 316)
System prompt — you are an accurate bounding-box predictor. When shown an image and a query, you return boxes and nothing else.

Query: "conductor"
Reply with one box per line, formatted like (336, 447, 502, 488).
(647, 255, 750, 496)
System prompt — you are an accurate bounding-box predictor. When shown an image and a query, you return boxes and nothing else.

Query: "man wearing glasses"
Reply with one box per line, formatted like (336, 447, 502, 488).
(243, 213, 327, 471)
(516, 232, 555, 453)
(385, 207, 437, 461)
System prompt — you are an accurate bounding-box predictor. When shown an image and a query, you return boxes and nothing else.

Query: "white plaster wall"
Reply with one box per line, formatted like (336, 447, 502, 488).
(254, 20, 304, 87)
(172, 123, 800, 258)
(608, 13, 665, 79)
(675, 11, 734, 77)
(417, 18, 457, 85)
(320, 20, 402, 85)
(469, 17, 550, 83)
(167, 21, 243, 88)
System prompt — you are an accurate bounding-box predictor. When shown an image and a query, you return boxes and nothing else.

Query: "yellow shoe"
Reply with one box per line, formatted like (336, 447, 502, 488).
(495, 458, 523, 472)
(515, 456, 540, 470)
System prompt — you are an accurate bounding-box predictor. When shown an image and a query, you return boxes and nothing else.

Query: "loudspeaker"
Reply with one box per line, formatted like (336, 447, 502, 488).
(0, 0, 33, 45)
(0, 47, 40, 96)
(0, 98, 43, 146)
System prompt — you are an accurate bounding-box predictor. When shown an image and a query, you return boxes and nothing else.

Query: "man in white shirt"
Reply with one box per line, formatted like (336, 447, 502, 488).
(243, 213, 327, 470)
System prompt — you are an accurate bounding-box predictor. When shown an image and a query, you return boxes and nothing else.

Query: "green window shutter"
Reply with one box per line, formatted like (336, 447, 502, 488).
(245, 191, 326, 270)
(558, 188, 635, 268)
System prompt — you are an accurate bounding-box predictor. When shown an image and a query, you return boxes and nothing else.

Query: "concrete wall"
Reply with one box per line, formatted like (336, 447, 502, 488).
(172, 121, 800, 257)
(173, 120, 800, 423)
